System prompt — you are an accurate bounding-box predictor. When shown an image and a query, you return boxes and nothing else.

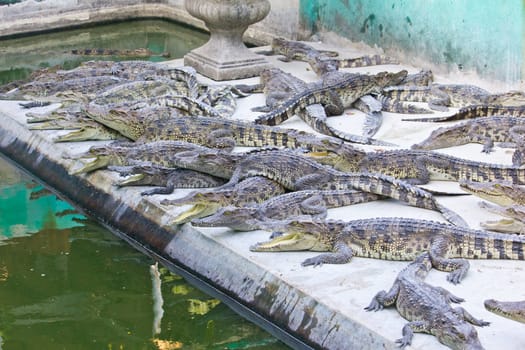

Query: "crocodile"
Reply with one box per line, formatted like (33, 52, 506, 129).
(382, 84, 492, 112)
(108, 164, 227, 195)
(160, 176, 286, 224)
(70, 48, 170, 58)
(88, 110, 347, 154)
(206, 149, 466, 226)
(309, 146, 525, 185)
(365, 253, 488, 349)
(250, 216, 525, 284)
(477, 202, 525, 234)
(509, 125, 525, 166)
(190, 189, 382, 231)
(403, 104, 525, 122)
(246, 67, 392, 145)
(253, 70, 408, 126)
(257, 37, 339, 62)
(412, 116, 525, 154)
(484, 299, 525, 324)
(71, 140, 217, 174)
(459, 180, 525, 206)
(1, 75, 127, 102)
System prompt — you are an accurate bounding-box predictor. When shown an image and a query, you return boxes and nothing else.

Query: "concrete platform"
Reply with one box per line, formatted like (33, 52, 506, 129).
(1, 44, 525, 349)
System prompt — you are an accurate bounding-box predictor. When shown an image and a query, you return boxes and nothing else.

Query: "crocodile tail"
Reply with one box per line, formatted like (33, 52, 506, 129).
(434, 202, 469, 227)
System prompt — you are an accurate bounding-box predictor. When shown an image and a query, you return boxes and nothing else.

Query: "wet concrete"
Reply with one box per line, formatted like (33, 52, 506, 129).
(1, 45, 525, 349)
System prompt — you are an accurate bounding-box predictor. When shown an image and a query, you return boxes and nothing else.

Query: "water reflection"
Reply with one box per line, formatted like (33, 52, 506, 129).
(0, 158, 287, 349)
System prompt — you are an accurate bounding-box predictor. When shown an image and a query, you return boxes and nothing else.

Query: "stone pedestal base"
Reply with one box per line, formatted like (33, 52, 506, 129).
(184, 48, 271, 81)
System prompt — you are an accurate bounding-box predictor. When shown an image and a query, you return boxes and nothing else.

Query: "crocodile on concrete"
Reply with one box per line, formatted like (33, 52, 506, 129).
(484, 299, 525, 324)
(250, 216, 525, 284)
(108, 164, 227, 195)
(309, 146, 525, 185)
(412, 116, 525, 154)
(403, 104, 525, 122)
(160, 176, 286, 224)
(253, 70, 408, 126)
(365, 253, 488, 349)
(204, 148, 466, 226)
(190, 189, 383, 231)
(257, 37, 339, 62)
(71, 140, 218, 174)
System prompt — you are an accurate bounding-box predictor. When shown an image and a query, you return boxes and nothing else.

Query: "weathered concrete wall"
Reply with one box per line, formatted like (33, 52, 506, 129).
(300, 0, 524, 86)
(0, 0, 302, 44)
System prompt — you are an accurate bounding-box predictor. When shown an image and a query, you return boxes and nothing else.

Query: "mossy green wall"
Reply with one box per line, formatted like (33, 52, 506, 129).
(300, 0, 524, 84)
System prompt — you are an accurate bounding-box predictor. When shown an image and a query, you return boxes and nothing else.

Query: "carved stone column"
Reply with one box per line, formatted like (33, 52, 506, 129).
(184, 0, 272, 81)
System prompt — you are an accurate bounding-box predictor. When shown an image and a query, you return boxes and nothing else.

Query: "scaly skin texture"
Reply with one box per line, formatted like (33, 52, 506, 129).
(253, 70, 408, 126)
(251, 217, 525, 284)
(366, 253, 488, 349)
(191, 189, 382, 231)
(403, 104, 525, 122)
(214, 149, 465, 226)
(484, 299, 525, 323)
(259, 37, 339, 62)
(311, 147, 525, 185)
(160, 176, 285, 224)
(248, 68, 392, 145)
(72, 140, 215, 174)
(459, 180, 525, 206)
(70, 48, 170, 58)
(109, 165, 227, 195)
(412, 116, 525, 153)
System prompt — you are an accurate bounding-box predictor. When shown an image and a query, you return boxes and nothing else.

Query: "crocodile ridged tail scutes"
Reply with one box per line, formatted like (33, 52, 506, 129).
(403, 104, 525, 122)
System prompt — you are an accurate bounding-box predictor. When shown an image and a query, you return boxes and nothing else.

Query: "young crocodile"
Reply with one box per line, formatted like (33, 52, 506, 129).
(160, 176, 286, 224)
(250, 216, 525, 284)
(109, 164, 227, 195)
(365, 253, 488, 349)
(459, 180, 525, 206)
(72, 140, 216, 174)
(257, 37, 339, 62)
(245, 68, 392, 145)
(208, 149, 466, 226)
(191, 189, 382, 231)
(310, 146, 525, 185)
(253, 70, 408, 126)
(403, 104, 525, 122)
(70, 48, 170, 58)
(484, 299, 525, 324)
(412, 116, 525, 154)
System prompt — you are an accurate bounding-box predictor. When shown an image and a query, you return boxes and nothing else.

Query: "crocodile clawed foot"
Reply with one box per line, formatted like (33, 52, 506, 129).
(447, 270, 467, 285)
(364, 298, 384, 312)
(301, 257, 324, 267)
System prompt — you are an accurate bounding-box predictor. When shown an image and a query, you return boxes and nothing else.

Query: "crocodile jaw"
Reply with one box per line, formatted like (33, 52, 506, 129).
(71, 156, 110, 174)
(117, 173, 145, 186)
(250, 232, 321, 252)
(172, 203, 220, 224)
(484, 299, 525, 323)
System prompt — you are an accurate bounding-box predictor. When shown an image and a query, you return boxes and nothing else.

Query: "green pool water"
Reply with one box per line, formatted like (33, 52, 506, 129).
(0, 19, 289, 349)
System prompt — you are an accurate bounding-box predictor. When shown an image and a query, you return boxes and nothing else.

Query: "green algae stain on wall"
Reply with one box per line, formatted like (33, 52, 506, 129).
(301, 0, 523, 84)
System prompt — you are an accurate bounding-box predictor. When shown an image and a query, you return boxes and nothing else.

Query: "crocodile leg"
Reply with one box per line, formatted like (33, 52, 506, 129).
(429, 236, 471, 284)
(433, 287, 465, 304)
(301, 240, 354, 266)
(298, 194, 328, 218)
(453, 307, 490, 327)
(398, 321, 430, 348)
(364, 283, 400, 311)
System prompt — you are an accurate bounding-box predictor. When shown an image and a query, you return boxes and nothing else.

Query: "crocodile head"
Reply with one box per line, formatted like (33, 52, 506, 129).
(430, 312, 485, 350)
(171, 150, 237, 179)
(191, 205, 260, 231)
(459, 180, 520, 206)
(250, 219, 333, 252)
(85, 105, 144, 140)
(412, 123, 471, 150)
(167, 190, 233, 224)
(306, 143, 367, 172)
(171, 202, 223, 225)
(484, 299, 525, 323)
(117, 166, 174, 186)
(374, 70, 408, 88)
